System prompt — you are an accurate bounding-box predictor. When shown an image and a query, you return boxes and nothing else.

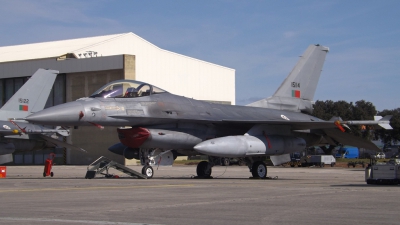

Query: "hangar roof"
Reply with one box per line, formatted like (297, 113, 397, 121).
(0, 32, 155, 63)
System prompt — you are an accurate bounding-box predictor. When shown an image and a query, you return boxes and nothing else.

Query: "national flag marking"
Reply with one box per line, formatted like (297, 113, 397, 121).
(292, 90, 300, 98)
(19, 105, 28, 111)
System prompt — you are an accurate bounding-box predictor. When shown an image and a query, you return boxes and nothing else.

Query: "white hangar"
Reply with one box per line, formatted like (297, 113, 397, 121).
(0, 32, 235, 165)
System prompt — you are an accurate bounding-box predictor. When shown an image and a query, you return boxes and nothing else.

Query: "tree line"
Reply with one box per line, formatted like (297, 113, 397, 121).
(310, 100, 400, 154)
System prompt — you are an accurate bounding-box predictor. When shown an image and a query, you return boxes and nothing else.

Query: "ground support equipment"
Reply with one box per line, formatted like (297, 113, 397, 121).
(85, 156, 147, 179)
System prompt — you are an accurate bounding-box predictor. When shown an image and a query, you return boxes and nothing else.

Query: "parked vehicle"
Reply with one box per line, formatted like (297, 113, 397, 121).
(301, 155, 336, 167)
(366, 159, 400, 185)
(287, 152, 302, 167)
(335, 146, 359, 159)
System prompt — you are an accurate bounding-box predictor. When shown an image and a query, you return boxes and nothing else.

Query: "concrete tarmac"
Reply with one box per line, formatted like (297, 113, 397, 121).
(0, 165, 399, 225)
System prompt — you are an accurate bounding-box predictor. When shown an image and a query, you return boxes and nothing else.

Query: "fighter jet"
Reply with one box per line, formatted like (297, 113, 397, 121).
(25, 45, 391, 178)
(0, 69, 85, 164)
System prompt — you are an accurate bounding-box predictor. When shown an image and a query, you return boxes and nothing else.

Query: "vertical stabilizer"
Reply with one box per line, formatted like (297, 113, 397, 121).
(0, 69, 58, 117)
(247, 44, 329, 113)
(273, 44, 329, 100)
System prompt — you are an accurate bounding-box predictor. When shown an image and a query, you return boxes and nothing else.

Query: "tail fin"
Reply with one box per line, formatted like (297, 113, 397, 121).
(1, 69, 58, 117)
(374, 115, 393, 130)
(247, 44, 329, 113)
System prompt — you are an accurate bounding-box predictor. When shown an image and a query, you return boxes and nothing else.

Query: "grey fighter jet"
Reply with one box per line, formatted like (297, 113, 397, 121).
(0, 69, 85, 164)
(26, 45, 391, 178)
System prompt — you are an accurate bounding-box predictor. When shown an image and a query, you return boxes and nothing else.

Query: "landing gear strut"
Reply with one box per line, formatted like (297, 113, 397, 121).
(138, 148, 175, 179)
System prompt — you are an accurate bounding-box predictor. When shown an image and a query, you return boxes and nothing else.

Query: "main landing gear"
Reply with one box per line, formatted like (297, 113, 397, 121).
(251, 161, 267, 179)
(196, 161, 213, 178)
(195, 157, 268, 179)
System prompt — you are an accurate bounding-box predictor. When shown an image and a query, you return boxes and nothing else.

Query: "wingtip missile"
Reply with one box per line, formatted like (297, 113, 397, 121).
(341, 115, 393, 130)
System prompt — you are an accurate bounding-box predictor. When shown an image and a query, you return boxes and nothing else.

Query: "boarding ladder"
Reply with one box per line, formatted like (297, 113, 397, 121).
(85, 156, 147, 179)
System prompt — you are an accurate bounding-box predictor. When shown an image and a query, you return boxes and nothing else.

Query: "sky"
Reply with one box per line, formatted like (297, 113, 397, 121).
(0, 0, 399, 111)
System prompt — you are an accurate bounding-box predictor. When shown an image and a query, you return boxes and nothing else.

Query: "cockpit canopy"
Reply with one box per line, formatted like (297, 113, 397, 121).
(90, 80, 167, 98)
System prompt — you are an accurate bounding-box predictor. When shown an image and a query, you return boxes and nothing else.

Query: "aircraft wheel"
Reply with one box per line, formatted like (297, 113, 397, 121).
(196, 161, 212, 178)
(251, 161, 267, 178)
(142, 165, 154, 179)
(221, 158, 230, 166)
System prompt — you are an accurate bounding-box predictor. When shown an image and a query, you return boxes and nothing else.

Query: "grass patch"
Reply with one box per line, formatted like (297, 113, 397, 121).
(335, 158, 388, 163)
(173, 160, 203, 165)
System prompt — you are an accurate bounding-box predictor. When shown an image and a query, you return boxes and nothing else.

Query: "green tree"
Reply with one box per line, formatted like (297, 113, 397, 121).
(312, 100, 378, 154)
(351, 100, 377, 139)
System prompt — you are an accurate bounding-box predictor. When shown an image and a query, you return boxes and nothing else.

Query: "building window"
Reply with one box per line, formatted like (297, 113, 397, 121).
(4, 79, 14, 104)
(0, 80, 3, 106)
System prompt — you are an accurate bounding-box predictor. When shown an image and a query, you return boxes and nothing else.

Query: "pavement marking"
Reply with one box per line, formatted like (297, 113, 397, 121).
(0, 184, 194, 193)
(0, 217, 163, 225)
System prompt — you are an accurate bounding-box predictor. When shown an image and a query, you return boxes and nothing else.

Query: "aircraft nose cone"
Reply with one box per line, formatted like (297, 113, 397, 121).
(26, 101, 85, 126)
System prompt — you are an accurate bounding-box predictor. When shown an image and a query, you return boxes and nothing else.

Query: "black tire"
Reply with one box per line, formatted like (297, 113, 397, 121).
(320, 163, 325, 168)
(141, 165, 154, 179)
(290, 164, 295, 167)
(331, 163, 335, 167)
(221, 158, 230, 166)
(43, 172, 46, 177)
(50, 172, 54, 177)
(196, 161, 212, 178)
(238, 159, 246, 166)
(251, 161, 267, 178)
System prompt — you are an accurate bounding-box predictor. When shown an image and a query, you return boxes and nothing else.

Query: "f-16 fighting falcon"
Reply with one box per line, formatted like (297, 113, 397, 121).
(0, 69, 85, 164)
(25, 45, 391, 178)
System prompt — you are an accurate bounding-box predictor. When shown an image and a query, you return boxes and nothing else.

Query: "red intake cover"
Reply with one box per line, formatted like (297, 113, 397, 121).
(117, 127, 150, 148)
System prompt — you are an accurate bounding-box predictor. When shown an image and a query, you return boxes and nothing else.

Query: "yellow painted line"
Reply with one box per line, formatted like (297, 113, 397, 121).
(0, 184, 194, 193)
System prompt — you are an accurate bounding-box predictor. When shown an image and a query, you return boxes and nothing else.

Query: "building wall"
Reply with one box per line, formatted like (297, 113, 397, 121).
(0, 55, 124, 79)
(71, 33, 235, 104)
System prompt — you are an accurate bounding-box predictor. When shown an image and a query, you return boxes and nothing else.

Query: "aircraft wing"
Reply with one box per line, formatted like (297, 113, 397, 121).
(107, 115, 220, 125)
(221, 119, 339, 130)
(108, 116, 338, 130)
(108, 115, 390, 131)
(36, 134, 87, 153)
(322, 129, 380, 151)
